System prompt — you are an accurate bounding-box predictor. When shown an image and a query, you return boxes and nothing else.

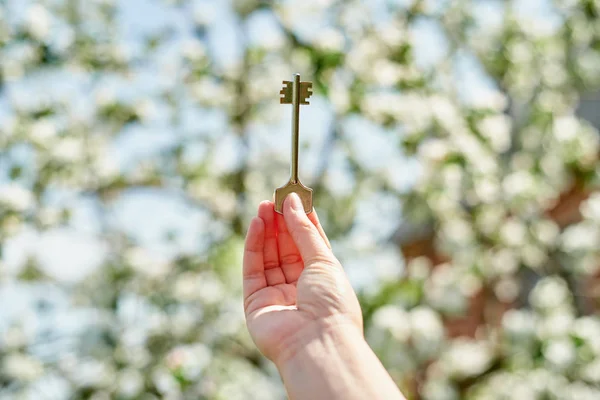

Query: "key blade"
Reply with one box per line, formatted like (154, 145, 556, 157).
(274, 181, 313, 214)
(280, 81, 293, 104)
(299, 82, 313, 105)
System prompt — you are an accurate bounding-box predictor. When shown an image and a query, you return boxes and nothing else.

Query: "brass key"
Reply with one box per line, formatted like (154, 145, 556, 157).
(274, 73, 313, 214)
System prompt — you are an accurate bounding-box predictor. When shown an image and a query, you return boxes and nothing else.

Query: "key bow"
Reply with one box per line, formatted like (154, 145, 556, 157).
(280, 80, 313, 105)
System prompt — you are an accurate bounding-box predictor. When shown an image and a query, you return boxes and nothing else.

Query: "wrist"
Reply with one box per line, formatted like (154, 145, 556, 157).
(273, 314, 363, 370)
(275, 315, 405, 400)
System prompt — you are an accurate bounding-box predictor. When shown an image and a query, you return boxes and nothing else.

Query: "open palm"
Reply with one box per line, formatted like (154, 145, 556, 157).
(243, 195, 362, 364)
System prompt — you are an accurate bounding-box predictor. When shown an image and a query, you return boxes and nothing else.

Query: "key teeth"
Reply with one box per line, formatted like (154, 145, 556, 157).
(280, 80, 293, 104)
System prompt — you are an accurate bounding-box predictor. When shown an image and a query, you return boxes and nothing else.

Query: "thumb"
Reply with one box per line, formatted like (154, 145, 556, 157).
(283, 193, 335, 267)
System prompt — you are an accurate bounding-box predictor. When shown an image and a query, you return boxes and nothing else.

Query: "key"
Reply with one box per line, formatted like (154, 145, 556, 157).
(274, 73, 313, 214)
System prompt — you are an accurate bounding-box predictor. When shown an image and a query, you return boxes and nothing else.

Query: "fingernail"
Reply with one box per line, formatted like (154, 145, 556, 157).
(286, 193, 303, 212)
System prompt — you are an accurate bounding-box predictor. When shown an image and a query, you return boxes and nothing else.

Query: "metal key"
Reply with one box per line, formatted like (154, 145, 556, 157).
(274, 73, 313, 214)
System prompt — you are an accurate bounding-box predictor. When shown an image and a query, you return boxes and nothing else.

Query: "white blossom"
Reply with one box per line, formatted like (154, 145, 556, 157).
(537, 310, 574, 339)
(430, 95, 463, 130)
(476, 206, 506, 236)
(2, 354, 44, 381)
(94, 155, 120, 181)
(193, 1, 217, 27)
(580, 192, 600, 223)
(372, 305, 411, 342)
(425, 265, 468, 314)
(553, 116, 580, 141)
(419, 139, 450, 163)
(529, 277, 570, 311)
(544, 338, 576, 370)
(197, 272, 226, 304)
(467, 88, 508, 111)
(490, 248, 519, 275)
(0, 184, 34, 211)
(563, 382, 600, 400)
(474, 177, 500, 203)
(30, 119, 57, 144)
(494, 277, 520, 302)
(562, 223, 600, 252)
(166, 344, 212, 380)
(580, 358, 600, 383)
(181, 39, 207, 61)
(503, 170, 535, 198)
(503, 309, 536, 338)
(313, 28, 345, 52)
(500, 219, 527, 246)
(52, 137, 84, 163)
(410, 306, 444, 358)
(442, 218, 474, 245)
(407, 256, 432, 280)
(346, 37, 384, 75)
(478, 115, 512, 153)
(421, 378, 459, 400)
(532, 219, 560, 246)
(521, 244, 547, 268)
(152, 367, 180, 395)
(379, 21, 407, 47)
(117, 369, 144, 397)
(192, 78, 234, 107)
(26, 4, 52, 41)
(571, 317, 600, 354)
(125, 247, 170, 278)
(68, 360, 115, 388)
(442, 339, 494, 378)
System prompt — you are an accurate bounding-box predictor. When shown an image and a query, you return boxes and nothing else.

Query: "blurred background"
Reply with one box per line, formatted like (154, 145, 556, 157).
(0, 0, 599, 399)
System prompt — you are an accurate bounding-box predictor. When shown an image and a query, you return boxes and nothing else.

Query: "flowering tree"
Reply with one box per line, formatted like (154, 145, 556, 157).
(0, 0, 599, 399)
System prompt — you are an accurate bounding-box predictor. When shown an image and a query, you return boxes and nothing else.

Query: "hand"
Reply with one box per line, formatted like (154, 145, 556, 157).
(243, 193, 363, 366)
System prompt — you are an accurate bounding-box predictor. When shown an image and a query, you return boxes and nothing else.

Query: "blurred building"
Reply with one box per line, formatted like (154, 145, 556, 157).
(395, 90, 600, 338)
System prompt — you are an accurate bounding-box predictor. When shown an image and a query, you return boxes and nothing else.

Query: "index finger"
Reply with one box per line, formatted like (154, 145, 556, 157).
(243, 217, 267, 300)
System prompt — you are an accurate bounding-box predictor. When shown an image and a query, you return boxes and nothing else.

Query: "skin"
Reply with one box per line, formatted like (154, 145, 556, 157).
(243, 193, 406, 400)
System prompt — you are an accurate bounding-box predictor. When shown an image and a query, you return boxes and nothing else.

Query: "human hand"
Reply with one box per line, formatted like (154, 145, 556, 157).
(243, 193, 363, 366)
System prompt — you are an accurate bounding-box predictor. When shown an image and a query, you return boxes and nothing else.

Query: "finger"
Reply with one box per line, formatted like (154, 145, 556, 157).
(258, 201, 286, 286)
(243, 217, 267, 300)
(307, 208, 331, 249)
(276, 211, 304, 284)
(283, 193, 334, 267)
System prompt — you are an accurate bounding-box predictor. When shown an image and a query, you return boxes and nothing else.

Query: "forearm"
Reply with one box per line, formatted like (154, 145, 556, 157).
(276, 320, 406, 400)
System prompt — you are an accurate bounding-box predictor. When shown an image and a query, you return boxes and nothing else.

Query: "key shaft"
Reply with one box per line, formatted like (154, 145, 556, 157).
(291, 73, 301, 183)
